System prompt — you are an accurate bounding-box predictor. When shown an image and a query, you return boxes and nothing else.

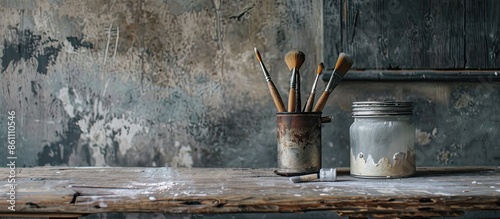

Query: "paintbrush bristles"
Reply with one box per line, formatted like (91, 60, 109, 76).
(312, 53, 353, 112)
(335, 53, 353, 77)
(317, 62, 324, 75)
(285, 50, 305, 112)
(285, 50, 306, 70)
(254, 47, 262, 62)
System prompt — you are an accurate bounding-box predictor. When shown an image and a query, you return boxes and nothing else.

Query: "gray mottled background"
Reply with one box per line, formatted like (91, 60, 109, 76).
(0, 0, 499, 218)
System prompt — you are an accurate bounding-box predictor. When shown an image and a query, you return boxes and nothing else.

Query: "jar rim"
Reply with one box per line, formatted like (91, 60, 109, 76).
(352, 101, 413, 107)
(352, 101, 413, 117)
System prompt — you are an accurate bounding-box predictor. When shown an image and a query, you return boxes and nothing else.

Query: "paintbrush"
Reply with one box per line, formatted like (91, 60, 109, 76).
(303, 62, 324, 112)
(289, 168, 337, 183)
(254, 48, 287, 112)
(312, 53, 353, 112)
(285, 50, 305, 112)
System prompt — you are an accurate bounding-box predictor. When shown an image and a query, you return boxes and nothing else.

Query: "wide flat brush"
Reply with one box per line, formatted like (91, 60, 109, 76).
(285, 50, 305, 112)
(303, 62, 324, 112)
(312, 53, 353, 112)
(254, 48, 287, 112)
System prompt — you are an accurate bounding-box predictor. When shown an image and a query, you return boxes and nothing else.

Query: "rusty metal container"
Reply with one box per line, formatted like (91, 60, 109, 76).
(275, 112, 329, 176)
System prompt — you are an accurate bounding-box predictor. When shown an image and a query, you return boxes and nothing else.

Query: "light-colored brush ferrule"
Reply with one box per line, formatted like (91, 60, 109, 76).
(319, 168, 337, 182)
(289, 68, 297, 88)
(310, 74, 320, 94)
(259, 62, 272, 82)
(325, 70, 343, 93)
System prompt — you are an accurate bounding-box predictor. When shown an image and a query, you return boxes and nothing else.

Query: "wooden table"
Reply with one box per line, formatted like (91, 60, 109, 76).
(1, 166, 499, 218)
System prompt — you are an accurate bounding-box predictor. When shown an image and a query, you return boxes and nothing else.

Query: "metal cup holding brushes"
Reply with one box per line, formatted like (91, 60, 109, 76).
(276, 111, 327, 175)
(254, 48, 353, 176)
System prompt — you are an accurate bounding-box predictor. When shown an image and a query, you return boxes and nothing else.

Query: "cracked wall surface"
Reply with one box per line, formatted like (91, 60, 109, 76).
(0, 0, 324, 168)
(0, 0, 499, 171)
(1, 1, 499, 219)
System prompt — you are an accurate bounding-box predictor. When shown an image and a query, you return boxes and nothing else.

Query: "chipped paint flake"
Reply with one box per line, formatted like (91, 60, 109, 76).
(171, 144, 194, 167)
(415, 129, 432, 146)
(437, 147, 459, 164)
(109, 117, 146, 156)
(57, 87, 76, 118)
(454, 93, 472, 109)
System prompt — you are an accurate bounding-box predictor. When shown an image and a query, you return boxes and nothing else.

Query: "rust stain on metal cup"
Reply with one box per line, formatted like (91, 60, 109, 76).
(275, 112, 327, 176)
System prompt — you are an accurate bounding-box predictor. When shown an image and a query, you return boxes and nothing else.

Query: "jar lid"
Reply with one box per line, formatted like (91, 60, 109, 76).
(352, 101, 413, 117)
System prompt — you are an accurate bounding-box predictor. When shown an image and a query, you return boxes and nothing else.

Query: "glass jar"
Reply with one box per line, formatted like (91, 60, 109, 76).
(349, 101, 415, 178)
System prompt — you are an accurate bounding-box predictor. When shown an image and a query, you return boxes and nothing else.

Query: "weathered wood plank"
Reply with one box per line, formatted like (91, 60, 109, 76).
(342, 0, 465, 69)
(322, 0, 342, 67)
(321, 70, 500, 81)
(0, 167, 499, 218)
(465, 0, 500, 69)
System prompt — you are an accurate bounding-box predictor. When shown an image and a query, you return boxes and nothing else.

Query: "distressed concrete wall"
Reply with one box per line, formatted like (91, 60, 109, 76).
(1, 1, 499, 218)
(0, 0, 499, 171)
(0, 0, 324, 168)
(325, 81, 500, 167)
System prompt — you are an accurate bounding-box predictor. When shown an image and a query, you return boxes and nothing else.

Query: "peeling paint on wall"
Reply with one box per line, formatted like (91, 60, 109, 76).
(37, 117, 81, 166)
(54, 86, 149, 166)
(415, 129, 432, 146)
(437, 147, 459, 165)
(1, 29, 61, 74)
(171, 141, 194, 168)
(1, 0, 499, 171)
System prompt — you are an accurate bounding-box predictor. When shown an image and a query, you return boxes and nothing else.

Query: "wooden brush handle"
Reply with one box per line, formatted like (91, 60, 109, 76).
(267, 81, 286, 112)
(303, 92, 316, 112)
(312, 91, 331, 112)
(288, 88, 296, 112)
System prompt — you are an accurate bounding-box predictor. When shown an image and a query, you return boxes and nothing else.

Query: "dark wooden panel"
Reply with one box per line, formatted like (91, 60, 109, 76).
(323, 0, 342, 68)
(322, 70, 500, 81)
(465, 0, 500, 69)
(342, 0, 465, 70)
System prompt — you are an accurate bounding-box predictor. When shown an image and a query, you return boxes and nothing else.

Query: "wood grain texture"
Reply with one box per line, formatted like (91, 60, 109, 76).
(324, 0, 500, 73)
(322, 0, 341, 67)
(465, 0, 500, 69)
(338, 0, 465, 70)
(322, 70, 500, 81)
(267, 81, 287, 112)
(312, 91, 330, 112)
(303, 91, 316, 112)
(288, 87, 296, 112)
(1, 167, 499, 218)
